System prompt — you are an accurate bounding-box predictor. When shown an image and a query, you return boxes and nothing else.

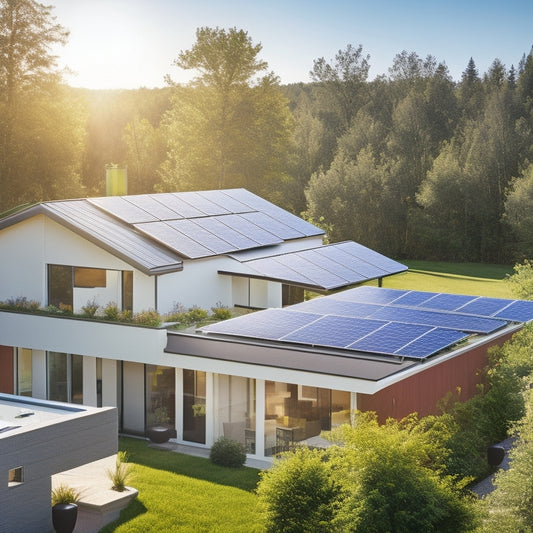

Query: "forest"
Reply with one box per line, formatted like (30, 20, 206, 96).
(1, 2, 532, 265)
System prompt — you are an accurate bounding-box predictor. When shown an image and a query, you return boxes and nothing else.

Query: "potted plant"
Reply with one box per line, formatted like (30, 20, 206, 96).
(51, 484, 82, 533)
(146, 406, 173, 443)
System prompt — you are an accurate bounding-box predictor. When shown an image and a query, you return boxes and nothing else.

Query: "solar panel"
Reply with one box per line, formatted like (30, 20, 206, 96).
(331, 286, 408, 304)
(290, 298, 381, 318)
(455, 297, 515, 317)
(395, 328, 469, 358)
(415, 293, 477, 311)
(164, 194, 206, 218)
(335, 241, 408, 274)
(370, 306, 506, 334)
(124, 195, 182, 220)
(176, 191, 230, 216)
(88, 196, 158, 224)
(494, 300, 533, 322)
(298, 248, 368, 285)
(240, 211, 305, 240)
(243, 257, 318, 286)
(348, 322, 433, 354)
(166, 219, 236, 255)
(282, 315, 384, 348)
(135, 221, 213, 259)
(197, 190, 256, 214)
(392, 291, 440, 307)
(194, 217, 261, 250)
(202, 308, 321, 340)
(216, 214, 282, 246)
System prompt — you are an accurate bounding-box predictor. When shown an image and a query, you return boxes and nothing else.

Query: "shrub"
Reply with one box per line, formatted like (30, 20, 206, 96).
(257, 447, 341, 533)
(209, 437, 246, 468)
(106, 451, 133, 492)
(186, 306, 209, 324)
(211, 302, 232, 320)
(133, 309, 162, 327)
(81, 298, 99, 317)
(51, 484, 82, 505)
(104, 302, 121, 321)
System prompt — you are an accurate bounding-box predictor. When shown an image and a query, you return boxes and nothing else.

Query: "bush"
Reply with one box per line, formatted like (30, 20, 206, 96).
(104, 302, 121, 321)
(257, 447, 341, 533)
(133, 309, 162, 327)
(209, 437, 246, 468)
(211, 302, 232, 320)
(81, 298, 99, 317)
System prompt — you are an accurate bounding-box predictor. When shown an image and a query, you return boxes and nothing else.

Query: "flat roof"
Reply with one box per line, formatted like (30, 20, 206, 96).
(0, 394, 85, 436)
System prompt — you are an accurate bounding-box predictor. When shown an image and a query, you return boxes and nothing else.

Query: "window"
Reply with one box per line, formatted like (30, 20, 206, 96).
(8, 467, 23, 487)
(47, 352, 83, 404)
(146, 365, 175, 430)
(74, 267, 106, 288)
(16, 348, 32, 397)
(48, 264, 73, 309)
(122, 271, 133, 311)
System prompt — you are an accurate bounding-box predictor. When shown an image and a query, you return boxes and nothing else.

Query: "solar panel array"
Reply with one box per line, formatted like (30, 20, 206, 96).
(238, 241, 408, 290)
(200, 286, 533, 361)
(88, 189, 323, 259)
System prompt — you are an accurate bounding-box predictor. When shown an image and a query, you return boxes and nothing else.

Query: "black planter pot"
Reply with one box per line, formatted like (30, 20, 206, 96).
(147, 425, 172, 444)
(487, 445, 506, 466)
(52, 502, 78, 533)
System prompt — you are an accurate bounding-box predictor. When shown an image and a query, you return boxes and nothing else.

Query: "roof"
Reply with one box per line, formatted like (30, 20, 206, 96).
(222, 241, 407, 291)
(0, 189, 406, 287)
(179, 286, 533, 380)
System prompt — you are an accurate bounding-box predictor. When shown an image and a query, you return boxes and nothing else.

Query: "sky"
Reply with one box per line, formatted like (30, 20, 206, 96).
(50, 0, 533, 90)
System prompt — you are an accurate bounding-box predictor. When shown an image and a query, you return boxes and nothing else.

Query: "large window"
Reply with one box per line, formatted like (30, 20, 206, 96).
(48, 264, 73, 309)
(47, 352, 83, 404)
(16, 348, 32, 397)
(264, 381, 351, 455)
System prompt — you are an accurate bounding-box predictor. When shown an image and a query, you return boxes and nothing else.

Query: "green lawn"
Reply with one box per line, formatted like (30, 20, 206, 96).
(383, 260, 515, 298)
(101, 261, 517, 532)
(100, 437, 265, 532)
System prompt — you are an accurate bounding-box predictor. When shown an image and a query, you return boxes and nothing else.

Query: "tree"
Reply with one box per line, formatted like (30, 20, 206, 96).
(506, 260, 533, 300)
(158, 27, 293, 205)
(0, 0, 82, 211)
(310, 44, 371, 132)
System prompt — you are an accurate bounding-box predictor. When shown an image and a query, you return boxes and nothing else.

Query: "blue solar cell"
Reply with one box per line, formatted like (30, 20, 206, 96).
(290, 298, 382, 318)
(456, 297, 515, 317)
(416, 293, 476, 311)
(370, 306, 506, 334)
(313, 246, 388, 279)
(395, 328, 469, 359)
(392, 291, 439, 307)
(306, 248, 369, 284)
(332, 286, 408, 305)
(201, 309, 320, 340)
(348, 322, 432, 354)
(335, 241, 407, 274)
(282, 315, 384, 348)
(494, 300, 533, 322)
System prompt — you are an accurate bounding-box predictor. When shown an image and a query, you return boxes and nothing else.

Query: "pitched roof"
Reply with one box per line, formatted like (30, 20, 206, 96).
(0, 189, 406, 287)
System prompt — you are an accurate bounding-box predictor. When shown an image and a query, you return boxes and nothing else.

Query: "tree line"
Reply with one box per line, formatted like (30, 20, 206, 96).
(1, 1, 532, 264)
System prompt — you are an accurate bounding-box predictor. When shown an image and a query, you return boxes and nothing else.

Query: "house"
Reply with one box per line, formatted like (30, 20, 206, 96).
(0, 189, 531, 462)
(0, 393, 116, 533)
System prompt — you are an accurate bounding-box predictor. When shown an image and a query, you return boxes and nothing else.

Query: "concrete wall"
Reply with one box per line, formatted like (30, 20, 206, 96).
(0, 403, 117, 533)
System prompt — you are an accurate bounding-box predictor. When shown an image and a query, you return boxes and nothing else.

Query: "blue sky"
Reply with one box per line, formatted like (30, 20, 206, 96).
(51, 0, 533, 89)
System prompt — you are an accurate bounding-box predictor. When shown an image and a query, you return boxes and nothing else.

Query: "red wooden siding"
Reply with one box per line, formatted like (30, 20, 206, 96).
(0, 345, 14, 393)
(357, 333, 516, 423)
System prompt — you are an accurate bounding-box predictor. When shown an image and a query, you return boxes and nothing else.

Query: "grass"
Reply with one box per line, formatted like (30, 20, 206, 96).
(100, 437, 265, 532)
(383, 260, 515, 298)
(101, 261, 518, 532)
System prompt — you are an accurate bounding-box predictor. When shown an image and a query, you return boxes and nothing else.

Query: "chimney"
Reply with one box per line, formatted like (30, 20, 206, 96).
(105, 165, 127, 196)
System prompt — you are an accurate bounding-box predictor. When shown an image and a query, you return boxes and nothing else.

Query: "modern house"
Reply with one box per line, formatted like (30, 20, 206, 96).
(0, 393, 116, 533)
(0, 189, 532, 461)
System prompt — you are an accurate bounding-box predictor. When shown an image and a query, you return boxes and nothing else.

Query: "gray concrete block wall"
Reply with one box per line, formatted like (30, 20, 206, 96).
(0, 406, 117, 533)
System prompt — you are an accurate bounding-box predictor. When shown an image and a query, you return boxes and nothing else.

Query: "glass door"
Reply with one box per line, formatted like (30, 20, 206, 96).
(183, 369, 206, 443)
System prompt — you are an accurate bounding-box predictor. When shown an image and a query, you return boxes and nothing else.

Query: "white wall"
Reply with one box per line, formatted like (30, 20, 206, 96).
(122, 361, 144, 433)
(0, 216, 45, 303)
